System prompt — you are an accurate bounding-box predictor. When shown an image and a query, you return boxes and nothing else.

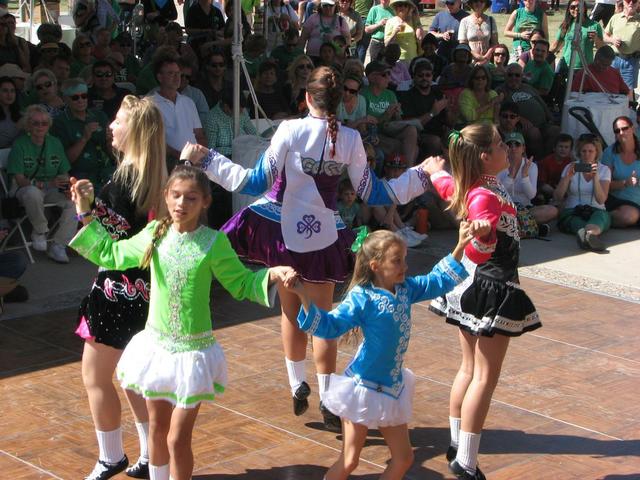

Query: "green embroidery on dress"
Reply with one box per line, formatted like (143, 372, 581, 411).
(119, 377, 225, 406)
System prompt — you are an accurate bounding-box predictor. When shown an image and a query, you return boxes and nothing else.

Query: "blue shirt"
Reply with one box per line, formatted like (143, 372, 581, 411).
(429, 10, 468, 60)
(601, 144, 640, 205)
(297, 255, 468, 398)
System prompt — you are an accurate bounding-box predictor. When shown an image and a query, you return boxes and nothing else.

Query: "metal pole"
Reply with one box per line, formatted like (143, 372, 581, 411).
(233, 0, 241, 137)
(564, 0, 584, 100)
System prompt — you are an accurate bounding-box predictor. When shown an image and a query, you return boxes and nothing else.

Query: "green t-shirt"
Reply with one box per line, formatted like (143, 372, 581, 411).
(270, 45, 305, 72)
(7, 133, 70, 182)
(361, 86, 398, 119)
(51, 109, 114, 190)
(513, 7, 544, 53)
(354, 0, 373, 19)
(365, 5, 394, 42)
(556, 18, 602, 69)
(523, 60, 554, 92)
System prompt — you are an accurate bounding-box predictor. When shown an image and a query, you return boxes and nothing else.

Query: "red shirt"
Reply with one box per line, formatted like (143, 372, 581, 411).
(571, 65, 630, 95)
(538, 154, 572, 187)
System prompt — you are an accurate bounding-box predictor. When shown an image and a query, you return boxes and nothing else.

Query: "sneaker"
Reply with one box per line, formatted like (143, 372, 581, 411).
(397, 229, 421, 248)
(585, 232, 606, 251)
(48, 243, 69, 263)
(404, 226, 428, 242)
(31, 233, 47, 252)
(448, 459, 486, 480)
(576, 228, 588, 250)
(538, 223, 551, 237)
(125, 457, 149, 479)
(319, 401, 342, 433)
(85, 455, 128, 480)
(292, 381, 311, 416)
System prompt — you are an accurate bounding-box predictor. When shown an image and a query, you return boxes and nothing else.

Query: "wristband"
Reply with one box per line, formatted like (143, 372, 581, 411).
(75, 211, 93, 221)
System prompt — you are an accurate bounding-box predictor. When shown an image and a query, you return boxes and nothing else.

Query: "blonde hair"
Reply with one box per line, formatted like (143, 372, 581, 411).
(576, 136, 603, 163)
(287, 54, 314, 85)
(346, 230, 405, 292)
(448, 123, 500, 219)
(140, 166, 211, 269)
(113, 96, 168, 216)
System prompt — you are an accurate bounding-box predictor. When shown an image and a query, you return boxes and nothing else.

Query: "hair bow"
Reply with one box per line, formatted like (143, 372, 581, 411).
(350, 225, 370, 253)
(448, 129, 463, 148)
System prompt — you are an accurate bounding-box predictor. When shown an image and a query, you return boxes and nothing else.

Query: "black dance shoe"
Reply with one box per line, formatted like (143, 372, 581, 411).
(449, 459, 486, 480)
(293, 381, 311, 416)
(85, 455, 128, 480)
(446, 445, 458, 462)
(125, 458, 149, 479)
(319, 401, 342, 433)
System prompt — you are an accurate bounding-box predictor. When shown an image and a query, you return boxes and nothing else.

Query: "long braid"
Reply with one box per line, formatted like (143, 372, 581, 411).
(307, 66, 342, 158)
(140, 216, 172, 269)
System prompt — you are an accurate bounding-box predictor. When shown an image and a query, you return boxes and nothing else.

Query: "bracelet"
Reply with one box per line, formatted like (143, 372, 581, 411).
(75, 211, 93, 221)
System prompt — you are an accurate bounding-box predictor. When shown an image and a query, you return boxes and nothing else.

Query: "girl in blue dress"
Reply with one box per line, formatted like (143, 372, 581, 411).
(285, 220, 490, 480)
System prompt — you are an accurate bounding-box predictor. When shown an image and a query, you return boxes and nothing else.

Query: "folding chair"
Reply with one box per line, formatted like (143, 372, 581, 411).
(0, 148, 62, 264)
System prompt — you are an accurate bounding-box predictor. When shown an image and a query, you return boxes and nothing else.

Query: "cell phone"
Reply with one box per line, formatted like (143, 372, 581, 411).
(574, 162, 592, 173)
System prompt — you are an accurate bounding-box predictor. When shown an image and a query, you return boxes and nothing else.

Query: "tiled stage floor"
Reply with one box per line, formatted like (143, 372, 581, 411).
(1, 252, 639, 479)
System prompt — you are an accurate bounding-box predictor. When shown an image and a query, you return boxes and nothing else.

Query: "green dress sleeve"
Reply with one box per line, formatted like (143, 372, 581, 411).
(69, 219, 156, 270)
(209, 231, 272, 307)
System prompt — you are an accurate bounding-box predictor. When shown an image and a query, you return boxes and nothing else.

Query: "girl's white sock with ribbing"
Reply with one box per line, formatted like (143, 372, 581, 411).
(285, 357, 306, 395)
(95, 428, 125, 464)
(449, 416, 461, 448)
(457, 430, 481, 474)
(149, 463, 170, 480)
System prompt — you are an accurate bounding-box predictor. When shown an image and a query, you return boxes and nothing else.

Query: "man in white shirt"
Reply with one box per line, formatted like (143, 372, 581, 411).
(149, 50, 206, 166)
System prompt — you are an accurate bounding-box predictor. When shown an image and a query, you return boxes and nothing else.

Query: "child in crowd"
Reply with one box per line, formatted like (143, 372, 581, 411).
(337, 179, 365, 230)
(318, 41, 339, 71)
(69, 166, 295, 480)
(383, 43, 411, 90)
(537, 133, 574, 203)
(286, 221, 489, 480)
(92, 27, 112, 61)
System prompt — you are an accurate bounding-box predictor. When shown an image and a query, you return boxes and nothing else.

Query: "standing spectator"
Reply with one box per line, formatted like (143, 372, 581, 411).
(265, 0, 300, 52)
(177, 59, 209, 125)
(0, 76, 21, 149)
(353, 0, 373, 61)
(1, 12, 30, 73)
(299, 0, 351, 61)
(429, 0, 468, 62)
(29, 69, 65, 119)
(251, 60, 290, 119)
(398, 59, 453, 156)
(384, 0, 422, 64)
(7, 105, 77, 263)
(186, 0, 225, 55)
(538, 133, 574, 202)
(571, 45, 631, 97)
(603, 0, 640, 91)
(88, 60, 128, 121)
(552, 0, 603, 74)
(523, 38, 554, 96)
(602, 116, 640, 227)
(337, 0, 363, 57)
(0, 9, 30, 72)
(458, 65, 501, 126)
(284, 54, 314, 116)
(591, 0, 617, 27)
(195, 48, 230, 108)
(458, 0, 498, 65)
(143, 0, 178, 24)
(504, 0, 548, 58)
(410, 33, 448, 81)
(364, 0, 395, 63)
(150, 51, 206, 166)
(70, 34, 96, 78)
(52, 79, 113, 192)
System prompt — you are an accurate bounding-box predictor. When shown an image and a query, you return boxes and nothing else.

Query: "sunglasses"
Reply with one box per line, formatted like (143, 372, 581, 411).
(507, 72, 522, 78)
(297, 64, 314, 70)
(494, 51, 507, 56)
(93, 71, 113, 78)
(31, 120, 49, 127)
(36, 81, 53, 90)
(344, 86, 359, 94)
(70, 93, 88, 101)
(613, 125, 632, 134)
(501, 113, 518, 119)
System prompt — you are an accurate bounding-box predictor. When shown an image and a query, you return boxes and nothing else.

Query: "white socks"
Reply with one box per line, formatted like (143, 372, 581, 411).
(317, 373, 331, 401)
(285, 357, 307, 395)
(457, 430, 481, 474)
(149, 463, 170, 480)
(449, 416, 461, 448)
(134, 421, 150, 463)
(95, 428, 125, 464)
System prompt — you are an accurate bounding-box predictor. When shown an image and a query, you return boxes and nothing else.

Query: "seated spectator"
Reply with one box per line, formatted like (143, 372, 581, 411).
(284, 54, 314, 117)
(409, 33, 448, 81)
(601, 116, 640, 227)
(88, 60, 127, 121)
(251, 60, 290, 119)
(271, 28, 306, 74)
(244, 34, 268, 79)
(204, 88, 256, 157)
(438, 43, 473, 88)
(361, 60, 418, 164)
(537, 133, 574, 203)
(336, 73, 370, 131)
(265, 0, 300, 52)
(0, 63, 29, 110)
(497, 101, 542, 153)
(516, 29, 554, 68)
(28, 69, 65, 119)
(0, 76, 21, 149)
(382, 43, 411, 90)
(33, 42, 60, 71)
(194, 47, 230, 108)
(50, 55, 71, 87)
(175, 59, 209, 125)
(554, 135, 611, 251)
(317, 41, 340, 70)
(73, 0, 111, 44)
(7, 105, 77, 263)
(523, 38, 554, 96)
(186, 0, 225, 55)
(398, 59, 453, 157)
(332, 35, 349, 70)
(34, 23, 71, 66)
(0, 9, 30, 72)
(91, 27, 112, 60)
(164, 22, 198, 66)
(223, 0, 252, 46)
(111, 32, 141, 84)
(487, 43, 510, 89)
(337, 178, 367, 229)
(342, 57, 366, 83)
(369, 153, 426, 246)
(70, 34, 95, 78)
(498, 131, 558, 236)
(458, 65, 501, 126)
(571, 45, 631, 98)
(52, 78, 113, 192)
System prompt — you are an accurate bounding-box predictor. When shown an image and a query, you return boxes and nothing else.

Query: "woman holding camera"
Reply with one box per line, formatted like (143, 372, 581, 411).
(554, 135, 612, 252)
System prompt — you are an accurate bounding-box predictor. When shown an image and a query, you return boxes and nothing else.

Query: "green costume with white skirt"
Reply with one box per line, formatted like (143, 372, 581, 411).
(70, 219, 273, 408)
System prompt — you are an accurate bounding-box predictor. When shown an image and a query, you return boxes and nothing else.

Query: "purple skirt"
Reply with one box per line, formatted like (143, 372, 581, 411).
(222, 205, 356, 284)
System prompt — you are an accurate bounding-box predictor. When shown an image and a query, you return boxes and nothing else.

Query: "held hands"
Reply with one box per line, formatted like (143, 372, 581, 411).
(180, 142, 209, 166)
(70, 177, 94, 213)
(458, 219, 492, 247)
(420, 155, 446, 176)
(268, 266, 299, 289)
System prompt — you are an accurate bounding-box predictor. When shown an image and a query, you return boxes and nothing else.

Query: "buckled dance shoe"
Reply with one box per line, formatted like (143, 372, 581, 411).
(319, 401, 342, 433)
(293, 381, 311, 416)
(125, 457, 149, 478)
(448, 459, 486, 480)
(85, 455, 128, 480)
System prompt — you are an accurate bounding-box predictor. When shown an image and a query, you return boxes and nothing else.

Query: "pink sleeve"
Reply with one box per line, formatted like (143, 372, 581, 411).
(430, 171, 456, 201)
(464, 189, 501, 265)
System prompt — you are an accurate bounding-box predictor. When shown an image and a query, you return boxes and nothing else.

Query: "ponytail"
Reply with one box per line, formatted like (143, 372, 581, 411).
(140, 216, 172, 269)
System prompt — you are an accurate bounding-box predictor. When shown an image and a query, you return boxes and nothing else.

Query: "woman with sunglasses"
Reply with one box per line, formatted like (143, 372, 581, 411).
(28, 69, 65, 119)
(601, 116, 640, 228)
(299, 0, 351, 62)
(384, 0, 423, 63)
(457, 0, 498, 66)
(458, 65, 502, 126)
(337, 73, 373, 133)
(284, 54, 315, 116)
(71, 34, 96, 78)
(487, 43, 509, 88)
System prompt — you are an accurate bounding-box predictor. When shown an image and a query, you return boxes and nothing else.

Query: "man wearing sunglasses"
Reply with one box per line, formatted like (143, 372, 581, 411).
(88, 60, 128, 121)
(603, 0, 640, 90)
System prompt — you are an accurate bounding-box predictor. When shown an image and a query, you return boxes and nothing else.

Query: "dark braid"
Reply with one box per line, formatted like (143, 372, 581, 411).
(140, 216, 172, 269)
(307, 66, 342, 158)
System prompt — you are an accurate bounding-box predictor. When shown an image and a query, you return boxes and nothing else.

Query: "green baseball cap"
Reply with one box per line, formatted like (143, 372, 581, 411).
(504, 131, 525, 145)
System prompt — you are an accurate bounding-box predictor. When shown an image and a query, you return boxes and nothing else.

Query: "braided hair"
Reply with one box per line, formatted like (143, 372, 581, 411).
(306, 66, 342, 158)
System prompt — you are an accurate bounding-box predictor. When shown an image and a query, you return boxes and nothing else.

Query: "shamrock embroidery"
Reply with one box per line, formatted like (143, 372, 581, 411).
(296, 214, 322, 239)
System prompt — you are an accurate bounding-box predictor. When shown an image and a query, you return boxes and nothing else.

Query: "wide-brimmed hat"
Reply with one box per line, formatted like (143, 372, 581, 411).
(390, 0, 413, 6)
(0, 63, 29, 79)
(320, 0, 336, 5)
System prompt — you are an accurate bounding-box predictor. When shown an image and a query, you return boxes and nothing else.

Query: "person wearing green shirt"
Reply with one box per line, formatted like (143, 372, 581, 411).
(364, 0, 394, 63)
(69, 165, 295, 480)
(523, 38, 554, 96)
(504, 0, 548, 57)
(551, 1, 603, 73)
(51, 79, 114, 193)
(7, 105, 77, 263)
